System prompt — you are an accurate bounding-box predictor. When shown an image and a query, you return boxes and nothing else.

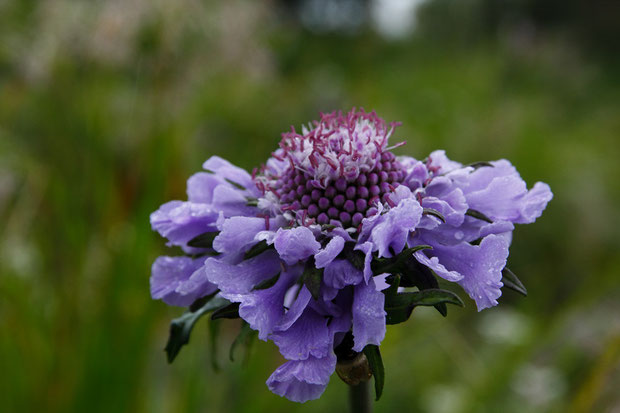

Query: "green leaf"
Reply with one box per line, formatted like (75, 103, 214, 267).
(164, 295, 230, 363)
(225, 178, 246, 190)
(229, 322, 257, 362)
(187, 231, 218, 249)
(423, 208, 446, 223)
(502, 267, 527, 296)
(362, 344, 384, 401)
(211, 302, 240, 320)
(465, 209, 493, 223)
(252, 272, 281, 290)
(301, 259, 323, 301)
(384, 289, 464, 325)
(243, 240, 273, 260)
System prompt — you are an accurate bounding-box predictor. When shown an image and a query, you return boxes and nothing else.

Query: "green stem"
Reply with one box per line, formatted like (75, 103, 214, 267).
(349, 381, 371, 413)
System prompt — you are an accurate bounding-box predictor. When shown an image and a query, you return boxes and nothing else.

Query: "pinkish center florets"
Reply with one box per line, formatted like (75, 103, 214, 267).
(257, 109, 408, 230)
(275, 150, 406, 228)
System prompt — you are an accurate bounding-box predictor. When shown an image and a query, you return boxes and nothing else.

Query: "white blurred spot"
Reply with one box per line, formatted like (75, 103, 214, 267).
(513, 364, 566, 408)
(477, 308, 531, 345)
(371, 0, 427, 39)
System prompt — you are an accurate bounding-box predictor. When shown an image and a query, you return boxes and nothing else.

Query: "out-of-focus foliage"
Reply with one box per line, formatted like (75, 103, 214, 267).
(0, 1, 618, 412)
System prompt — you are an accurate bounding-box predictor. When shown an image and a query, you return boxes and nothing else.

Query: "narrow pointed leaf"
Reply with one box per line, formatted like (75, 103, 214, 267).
(229, 322, 257, 362)
(423, 208, 446, 223)
(211, 302, 240, 320)
(362, 344, 384, 401)
(187, 231, 218, 249)
(502, 267, 527, 296)
(246, 197, 259, 207)
(465, 209, 493, 224)
(384, 289, 463, 325)
(243, 240, 273, 260)
(164, 295, 230, 363)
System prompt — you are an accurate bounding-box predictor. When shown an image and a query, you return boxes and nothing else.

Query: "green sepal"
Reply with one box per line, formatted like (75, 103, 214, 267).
(246, 197, 259, 207)
(341, 242, 366, 272)
(371, 245, 432, 275)
(398, 256, 448, 316)
(465, 209, 493, 223)
(252, 272, 281, 291)
(225, 178, 246, 190)
(243, 240, 273, 260)
(165, 294, 230, 363)
(423, 208, 446, 223)
(301, 258, 323, 301)
(464, 161, 494, 169)
(229, 321, 257, 363)
(211, 302, 240, 320)
(384, 289, 464, 325)
(187, 231, 218, 249)
(502, 267, 527, 296)
(362, 344, 385, 401)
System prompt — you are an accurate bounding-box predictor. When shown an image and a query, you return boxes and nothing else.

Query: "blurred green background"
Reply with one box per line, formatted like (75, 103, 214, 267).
(1, 0, 619, 412)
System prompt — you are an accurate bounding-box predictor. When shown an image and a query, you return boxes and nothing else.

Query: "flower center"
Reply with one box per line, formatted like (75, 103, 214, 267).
(275, 150, 406, 228)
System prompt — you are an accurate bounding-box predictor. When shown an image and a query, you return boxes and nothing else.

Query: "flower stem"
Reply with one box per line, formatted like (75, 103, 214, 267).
(349, 381, 371, 413)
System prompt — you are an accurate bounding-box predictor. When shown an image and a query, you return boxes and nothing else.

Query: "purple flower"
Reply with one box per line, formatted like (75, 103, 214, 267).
(151, 109, 552, 402)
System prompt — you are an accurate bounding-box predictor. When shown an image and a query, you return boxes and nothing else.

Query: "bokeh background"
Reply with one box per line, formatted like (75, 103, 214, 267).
(1, 0, 619, 412)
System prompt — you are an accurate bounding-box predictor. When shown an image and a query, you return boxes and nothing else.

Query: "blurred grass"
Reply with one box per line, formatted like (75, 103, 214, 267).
(1, 1, 619, 412)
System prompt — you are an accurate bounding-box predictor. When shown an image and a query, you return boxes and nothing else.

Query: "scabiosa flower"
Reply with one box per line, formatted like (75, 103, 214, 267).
(150, 109, 552, 403)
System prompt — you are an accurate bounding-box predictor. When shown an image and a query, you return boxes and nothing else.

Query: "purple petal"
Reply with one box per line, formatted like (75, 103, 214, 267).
(352, 277, 386, 352)
(266, 354, 336, 403)
(202, 155, 256, 192)
(201, 250, 281, 295)
(413, 251, 462, 282)
(213, 216, 269, 255)
(150, 201, 217, 248)
(354, 242, 374, 282)
(314, 236, 345, 268)
(150, 256, 216, 306)
(274, 227, 321, 265)
(514, 182, 553, 224)
(186, 172, 222, 204)
(211, 185, 256, 217)
(427, 150, 462, 173)
(223, 266, 301, 340)
(272, 308, 331, 360)
(370, 198, 423, 258)
(427, 235, 510, 310)
(323, 259, 363, 290)
(277, 286, 313, 331)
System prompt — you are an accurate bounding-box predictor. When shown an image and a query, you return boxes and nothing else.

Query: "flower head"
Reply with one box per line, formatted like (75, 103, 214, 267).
(150, 109, 553, 402)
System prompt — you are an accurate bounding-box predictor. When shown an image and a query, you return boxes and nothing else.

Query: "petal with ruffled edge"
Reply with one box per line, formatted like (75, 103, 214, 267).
(150, 256, 216, 306)
(150, 201, 218, 248)
(354, 241, 374, 283)
(370, 197, 423, 258)
(272, 307, 331, 360)
(458, 160, 552, 224)
(314, 236, 345, 269)
(425, 234, 510, 311)
(352, 277, 386, 352)
(223, 266, 301, 340)
(203, 155, 258, 194)
(213, 216, 269, 255)
(266, 354, 337, 403)
(323, 259, 363, 290)
(200, 250, 281, 295)
(274, 227, 321, 265)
